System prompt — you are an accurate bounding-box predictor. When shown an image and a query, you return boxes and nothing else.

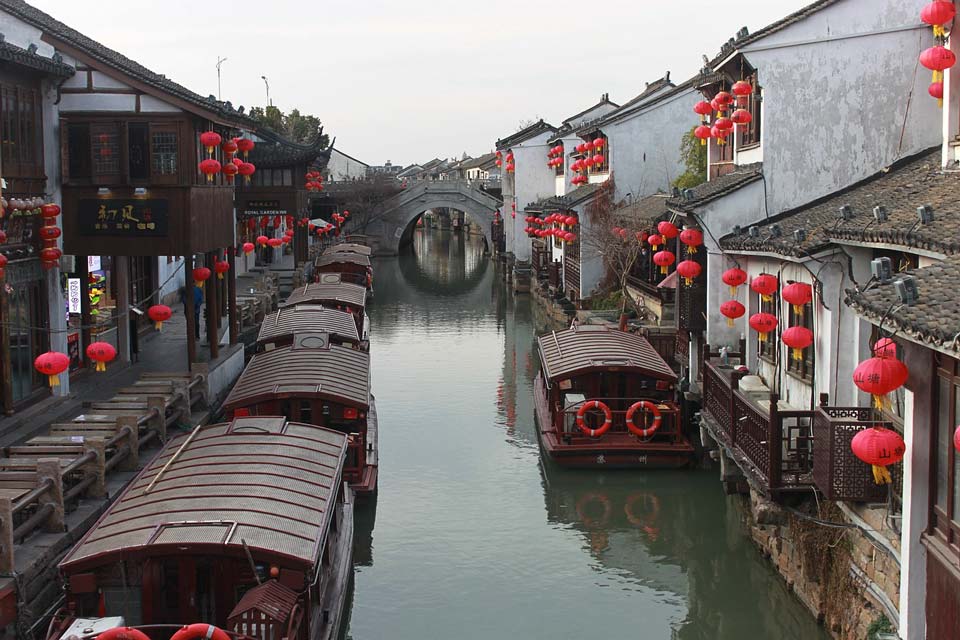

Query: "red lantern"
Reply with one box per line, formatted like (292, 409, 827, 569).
(565, 216, 577, 226)
(221, 139, 238, 157)
(714, 91, 733, 109)
(851, 427, 906, 485)
(236, 138, 255, 158)
(199, 131, 222, 156)
(242, 242, 255, 255)
(584, 156, 595, 168)
(731, 109, 753, 126)
(0, 230, 6, 243)
(679, 228, 703, 253)
(781, 326, 813, 361)
(920, 46, 957, 83)
(711, 125, 730, 144)
(40, 247, 62, 263)
(268, 237, 283, 248)
(714, 116, 733, 132)
(694, 125, 712, 145)
(635, 230, 649, 244)
(954, 424, 960, 453)
(693, 100, 713, 121)
(282, 236, 291, 244)
(653, 250, 675, 274)
(731, 80, 753, 98)
(214, 260, 230, 280)
(85, 341, 116, 372)
(657, 221, 678, 239)
(720, 300, 745, 327)
(506, 162, 515, 173)
(921, 1, 957, 35)
(593, 138, 605, 149)
(930, 81, 945, 105)
(0, 253, 6, 280)
(34, 351, 69, 387)
(148, 304, 172, 331)
(781, 282, 813, 314)
(40, 203, 61, 219)
(199, 158, 221, 182)
(564, 231, 575, 243)
(751, 273, 779, 302)
(256, 234, 269, 246)
(193, 267, 212, 287)
(222, 162, 239, 182)
(238, 162, 256, 183)
(749, 312, 778, 342)
(722, 267, 748, 296)
(647, 233, 664, 249)
(676, 259, 701, 285)
(854, 356, 909, 410)
(873, 337, 897, 358)
(39, 226, 61, 242)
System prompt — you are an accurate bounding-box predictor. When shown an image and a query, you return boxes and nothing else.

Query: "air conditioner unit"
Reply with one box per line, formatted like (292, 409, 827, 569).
(837, 205, 852, 221)
(732, 225, 742, 236)
(770, 224, 782, 238)
(917, 204, 934, 225)
(871, 257, 893, 284)
(894, 276, 919, 306)
(794, 229, 807, 243)
(748, 226, 760, 238)
(873, 206, 888, 223)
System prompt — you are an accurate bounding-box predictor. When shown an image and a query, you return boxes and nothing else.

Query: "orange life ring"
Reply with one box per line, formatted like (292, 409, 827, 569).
(575, 400, 613, 438)
(576, 492, 612, 527)
(625, 401, 662, 438)
(97, 629, 150, 640)
(170, 623, 231, 640)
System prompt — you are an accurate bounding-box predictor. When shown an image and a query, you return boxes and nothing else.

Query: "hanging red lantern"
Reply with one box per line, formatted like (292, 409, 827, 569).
(221, 139, 238, 157)
(506, 162, 515, 173)
(256, 234, 269, 246)
(781, 326, 813, 361)
(147, 304, 172, 331)
(653, 250, 675, 274)
(676, 259, 701, 285)
(694, 125, 712, 146)
(584, 156, 595, 168)
(853, 356, 909, 410)
(731, 109, 753, 126)
(635, 230, 649, 244)
(0, 253, 6, 280)
(238, 162, 256, 183)
(199, 131, 222, 156)
(85, 342, 116, 373)
(711, 125, 730, 144)
(930, 81, 945, 107)
(214, 260, 230, 280)
(40, 247, 62, 263)
(657, 221, 679, 239)
(593, 138, 605, 149)
(221, 162, 239, 182)
(236, 138, 255, 158)
(731, 80, 753, 102)
(851, 427, 906, 485)
(714, 91, 733, 109)
(720, 300, 745, 327)
(242, 242, 255, 256)
(199, 158, 221, 182)
(39, 226, 62, 242)
(34, 351, 70, 387)
(679, 228, 703, 253)
(282, 236, 291, 244)
(268, 237, 283, 248)
(921, 1, 957, 36)
(693, 101, 713, 121)
(920, 46, 957, 83)
(781, 282, 813, 314)
(751, 273, 779, 302)
(722, 267, 748, 296)
(714, 116, 733, 132)
(873, 337, 897, 358)
(647, 233, 664, 250)
(40, 203, 61, 219)
(193, 266, 212, 287)
(749, 313, 778, 342)
(565, 216, 577, 226)
(0, 230, 6, 243)
(954, 424, 960, 453)
(567, 232, 577, 244)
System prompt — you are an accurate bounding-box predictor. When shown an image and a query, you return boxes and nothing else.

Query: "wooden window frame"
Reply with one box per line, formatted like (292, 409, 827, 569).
(785, 302, 814, 381)
(738, 73, 762, 149)
(149, 123, 180, 185)
(587, 133, 609, 175)
(758, 292, 779, 363)
(930, 355, 960, 558)
(0, 79, 44, 179)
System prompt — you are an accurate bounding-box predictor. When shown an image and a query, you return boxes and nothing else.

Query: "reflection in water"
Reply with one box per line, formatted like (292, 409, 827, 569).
(348, 228, 828, 640)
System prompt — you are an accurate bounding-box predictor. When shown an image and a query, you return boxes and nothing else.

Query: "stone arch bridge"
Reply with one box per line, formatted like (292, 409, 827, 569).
(359, 181, 502, 255)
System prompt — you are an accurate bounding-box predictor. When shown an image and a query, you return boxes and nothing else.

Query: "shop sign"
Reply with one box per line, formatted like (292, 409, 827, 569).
(88, 256, 101, 272)
(244, 200, 287, 216)
(67, 278, 82, 313)
(77, 199, 169, 237)
(67, 332, 82, 372)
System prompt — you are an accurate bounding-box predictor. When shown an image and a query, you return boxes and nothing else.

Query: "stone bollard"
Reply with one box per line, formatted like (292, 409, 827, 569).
(36, 459, 65, 532)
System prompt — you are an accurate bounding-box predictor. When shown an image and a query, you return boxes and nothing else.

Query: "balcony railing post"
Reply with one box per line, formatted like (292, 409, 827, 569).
(0, 498, 13, 574)
(768, 393, 782, 490)
(37, 459, 65, 532)
(116, 416, 139, 471)
(730, 369, 744, 447)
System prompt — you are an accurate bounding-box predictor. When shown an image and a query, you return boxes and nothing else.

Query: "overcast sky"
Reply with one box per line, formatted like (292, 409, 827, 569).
(32, 0, 809, 166)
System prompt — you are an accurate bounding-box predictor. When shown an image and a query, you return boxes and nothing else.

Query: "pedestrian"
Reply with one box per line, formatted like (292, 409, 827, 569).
(179, 285, 204, 339)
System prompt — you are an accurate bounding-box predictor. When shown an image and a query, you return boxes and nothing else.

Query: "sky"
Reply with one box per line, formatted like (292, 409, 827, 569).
(31, 0, 811, 166)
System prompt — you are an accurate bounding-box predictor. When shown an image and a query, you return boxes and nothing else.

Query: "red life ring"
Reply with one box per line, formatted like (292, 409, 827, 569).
(576, 492, 612, 527)
(97, 629, 150, 640)
(576, 400, 613, 438)
(170, 624, 231, 640)
(625, 401, 662, 438)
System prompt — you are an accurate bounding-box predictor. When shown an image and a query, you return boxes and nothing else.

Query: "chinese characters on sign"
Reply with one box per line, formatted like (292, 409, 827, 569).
(243, 200, 287, 217)
(78, 200, 169, 237)
(67, 278, 82, 314)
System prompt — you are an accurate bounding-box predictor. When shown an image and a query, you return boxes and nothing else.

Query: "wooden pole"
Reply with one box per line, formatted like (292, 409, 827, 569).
(227, 248, 238, 345)
(78, 256, 93, 356)
(0, 275, 12, 415)
(114, 256, 131, 364)
(184, 255, 197, 368)
(206, 252, 219, 360)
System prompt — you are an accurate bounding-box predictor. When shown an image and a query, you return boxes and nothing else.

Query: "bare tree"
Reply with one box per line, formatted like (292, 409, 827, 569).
(333, 176, 405, 234)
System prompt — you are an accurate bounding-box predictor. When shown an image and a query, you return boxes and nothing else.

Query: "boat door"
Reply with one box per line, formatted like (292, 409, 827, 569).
(142, 557, 204, 625)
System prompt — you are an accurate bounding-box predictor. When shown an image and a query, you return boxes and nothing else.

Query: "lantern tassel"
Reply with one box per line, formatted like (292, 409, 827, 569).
(793, 304, 802, 315)
(761, 294, 773, 303)
(660, 265, 668, 275)
(871, 464, 892, 485)
(688, 246, 698, 254)
(218, 273, 224, 280)
(95, 360, 106, 372)
(197, 281, 204, 288)
(700, 139, 707, 146)
(792, 348, 803, 361)
(48, 374, 59, 387)
(154, 321, 163, 331)
(726, 318, 735, 328)
(759, 333, 768, 343)
(872, 393, 890, 411)
(729, 285, 738, 297)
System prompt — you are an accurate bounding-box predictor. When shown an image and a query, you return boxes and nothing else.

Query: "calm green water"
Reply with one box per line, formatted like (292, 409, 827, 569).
(347, 228, 829, 640)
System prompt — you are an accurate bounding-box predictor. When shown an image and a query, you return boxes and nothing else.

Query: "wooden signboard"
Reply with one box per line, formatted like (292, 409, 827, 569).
(77, 199, 169, 237)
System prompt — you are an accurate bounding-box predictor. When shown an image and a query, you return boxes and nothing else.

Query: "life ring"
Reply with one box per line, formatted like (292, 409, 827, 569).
(625, 401, 662, 438)
(170, 623, 231, 640)
(576, 492, 612, 527)
(96, 629, 150, 640)
(575, 400, 613, 438)
(624, 492, 661, 529)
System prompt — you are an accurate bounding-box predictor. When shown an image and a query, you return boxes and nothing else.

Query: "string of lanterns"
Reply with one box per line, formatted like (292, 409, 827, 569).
(920, 0, 957, 105)
(198, 131, 256, 182)
(526, 213, 578, 244)
(570, 137, 606, 186)
(39, 204, 62, 270)
(305, 170, 324, 192)
(546, 145, 564, 169)
(505, 151, 515, 174)
(693, 81, 753, 146)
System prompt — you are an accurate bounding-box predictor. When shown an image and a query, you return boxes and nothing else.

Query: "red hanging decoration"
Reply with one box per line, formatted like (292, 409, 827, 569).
(199, 158, 221, 182)
(221, 162, 239, 182)
(873, 337, 897, 358)
(268, 237, 283, 248)
(0, 254, 7, 280)
(242, 242, 255, 255)
(199, 131, 222, 156)
(34, 351, 70, 387)
(676, 259, 701, 285)
(921, 0, 957, 37)
(657, 221, 678, 239)
(853, 356, 909, 410)
(653, 250, 675, 274)
(749, 312, 778, 342)
(221, 139, 238, 157)
(238, 162, 256, 183)
(40, 203, 61, 219)
(781, 326, 813, 361)
(694, 125, 712, 146)
(85, 342, 116, 372)
(751, 273, 779, 302)
(39, 226, 62, 242)
(731, 109, 753, 126)
(781, 282, 813, 314)
(920, 45, 956, 84)
(40, 247, 62, 263)
(954, 424, 960, 453)
(647, 233, 664, 250)
(214, 260, 230, 280)
(693, 101, 713, 122)
(193, 266, 212, 287)
(851, 427, 906, 485)
(236, 138, 255, 158)
(679, 228, 703, 253)
(720, 300, 745, 327)
(722, 267, 748, 296)
(147, 304, 172, 331)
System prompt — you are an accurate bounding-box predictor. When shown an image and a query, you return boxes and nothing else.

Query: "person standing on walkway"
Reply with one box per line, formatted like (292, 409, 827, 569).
(180, 285, 204, 339)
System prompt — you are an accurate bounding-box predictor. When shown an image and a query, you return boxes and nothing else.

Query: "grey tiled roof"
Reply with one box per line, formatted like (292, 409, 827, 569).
(846, 256, 960, 356)
(1, 0, 253, 125)
(524, 183, 601, 212)
(496, 119, 557, 149)
(0, 36, 74, 77)
(668, 164, 763, 212)
(612, 194, 672, 227)
(249, 128, 331, 170)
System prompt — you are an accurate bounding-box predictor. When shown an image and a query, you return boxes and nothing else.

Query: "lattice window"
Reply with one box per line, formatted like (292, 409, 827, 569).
(151, 130, 178, 175)
(932, 355, 960, 555)
(739, 72, 762, 148)
(91, 125, 120, 175)
(786, 302, 814, 380)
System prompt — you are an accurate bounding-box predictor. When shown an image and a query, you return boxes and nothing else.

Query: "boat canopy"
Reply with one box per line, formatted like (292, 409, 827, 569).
(258, 305, 360, 346)
(537, 325, 677, 383)
(282, 280, 367, 309)
(323, 243, 372, 257)
(224, 338, 371, 410)
(315, 253, 372, 269)
(59, 418, 347, 572)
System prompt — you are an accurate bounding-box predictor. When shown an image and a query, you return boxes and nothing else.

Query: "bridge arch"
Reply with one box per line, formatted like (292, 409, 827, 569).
(368, 181, 503, 255)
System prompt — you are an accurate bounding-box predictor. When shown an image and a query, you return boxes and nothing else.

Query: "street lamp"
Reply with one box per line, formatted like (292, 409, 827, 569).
(261, 75, 271, 107)
(216, 56, 227, 100)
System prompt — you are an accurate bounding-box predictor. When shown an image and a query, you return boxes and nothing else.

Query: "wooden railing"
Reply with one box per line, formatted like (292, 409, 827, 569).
(812, 399, 894, 502)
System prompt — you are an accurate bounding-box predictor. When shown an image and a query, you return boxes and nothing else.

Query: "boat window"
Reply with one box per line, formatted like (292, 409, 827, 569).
(300, 400, 313, 423)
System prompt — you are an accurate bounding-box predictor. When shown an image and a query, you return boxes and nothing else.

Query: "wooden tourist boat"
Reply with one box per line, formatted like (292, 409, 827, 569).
(222, 335, 378, 495)
(534, 325, 693, 468)
(324, 242, 372, 257)
(45, 417, 354, 640)
(283, 277, 369, 338)
(258, 304, 367, 351)
(314, 252, 373, 292)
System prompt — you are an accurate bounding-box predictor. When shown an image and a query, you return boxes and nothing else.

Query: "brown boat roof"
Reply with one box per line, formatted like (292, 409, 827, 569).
(282, 280, 367, 309)
(537, 325, 677, 382)
(324, 243, 372, 257)
(60, 418, 347, 573)
(257, 305, 360, 346)
(315, 253, 371, 269)
(223, 341, 370, 410)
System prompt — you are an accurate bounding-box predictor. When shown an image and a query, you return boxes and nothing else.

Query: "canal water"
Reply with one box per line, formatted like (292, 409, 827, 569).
(347, 228, 829, 640)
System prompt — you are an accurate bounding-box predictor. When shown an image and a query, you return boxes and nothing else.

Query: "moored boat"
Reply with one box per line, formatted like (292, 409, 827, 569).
(314, 253, 373, 292)
(258, 304, 367, 351)
(534, 325, 693, 468)
(45, 417, 354, 640)
(323, 242, 372, 257)
(283, 277, 369, 339)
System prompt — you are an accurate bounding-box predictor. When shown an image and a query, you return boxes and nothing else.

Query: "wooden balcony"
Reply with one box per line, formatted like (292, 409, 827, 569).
(700, 346, 892, 500)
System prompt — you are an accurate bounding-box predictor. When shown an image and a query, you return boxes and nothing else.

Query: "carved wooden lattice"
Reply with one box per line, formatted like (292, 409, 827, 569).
(812, 407, 891, 502)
